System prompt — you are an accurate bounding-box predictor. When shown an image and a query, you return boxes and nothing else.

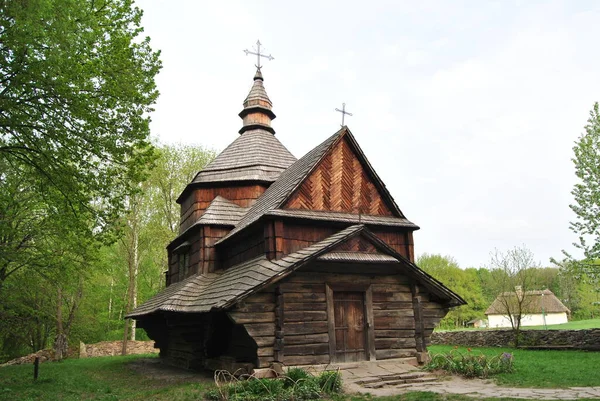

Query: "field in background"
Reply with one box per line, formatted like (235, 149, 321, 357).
(436, 318, 600, 332)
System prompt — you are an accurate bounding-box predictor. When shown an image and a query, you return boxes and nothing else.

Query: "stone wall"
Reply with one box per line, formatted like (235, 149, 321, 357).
(80, 340, 159, 358)
(430, 329, 600, 350)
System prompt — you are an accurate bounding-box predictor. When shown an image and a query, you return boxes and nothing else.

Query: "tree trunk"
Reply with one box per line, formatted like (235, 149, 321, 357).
(122, 204, 140, 354)
(54, 287, 67, 360)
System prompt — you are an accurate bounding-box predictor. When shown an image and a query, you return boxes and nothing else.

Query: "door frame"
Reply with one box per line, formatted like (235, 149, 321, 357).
(326, 283, 376, 362)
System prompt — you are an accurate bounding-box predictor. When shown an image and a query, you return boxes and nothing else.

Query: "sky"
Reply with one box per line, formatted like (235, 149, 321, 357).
(135, 0, 600, 268)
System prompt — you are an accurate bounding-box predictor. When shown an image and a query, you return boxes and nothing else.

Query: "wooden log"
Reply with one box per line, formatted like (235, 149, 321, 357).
(375, 337, 417, 349)
(374, 329, 415, 338)
(284, 311, 327, 322)
(257, 356, 275, 368)
(284, 302, 327, 311)
(234, 303, 275, 313)
(228, 312, 275, 324)
(284, 333, 329, 345)
(372, 292, 413, 302)
(279, 283, 325, 293)
(375, 348, 416, 360)
(373, 301, 414, 310)
(285, 321, 328, 335)
(374, 316, 416, 329)
(253, 336, 274, 347)
(283, 354, 330, 366)
(373, 309, 415, 318)
(244, 293, 274, 303)
(285, 343, 330, 356)
(257, 347, 274, 357)
(244, 323, 275, 337)
(283, 292, 326, 302)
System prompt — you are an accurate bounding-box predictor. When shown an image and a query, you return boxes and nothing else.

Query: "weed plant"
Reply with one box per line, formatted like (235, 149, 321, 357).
(424, 348, 514, 378)
(206, 367, 342, 401)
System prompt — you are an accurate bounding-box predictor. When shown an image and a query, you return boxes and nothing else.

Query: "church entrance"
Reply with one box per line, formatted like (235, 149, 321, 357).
(332, 291, 367, 362)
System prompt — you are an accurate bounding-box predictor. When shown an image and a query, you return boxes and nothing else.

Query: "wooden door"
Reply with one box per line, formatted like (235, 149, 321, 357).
(333, 291, 366, 362)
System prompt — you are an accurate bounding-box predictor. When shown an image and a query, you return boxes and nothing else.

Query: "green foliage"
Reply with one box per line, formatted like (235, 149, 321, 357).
(429, 345, 600, 388)
(424, 348, 514, 378)
(0, 0, 161, 236)
(567, 103, 600, 273)
(417, 254, 486, 328)
(317, 370, 343, 394)
(209, 369, 342, 401)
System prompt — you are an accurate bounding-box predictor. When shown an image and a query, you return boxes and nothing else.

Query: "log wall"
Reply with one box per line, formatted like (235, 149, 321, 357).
(220, 226, 265, 269)
(229, 291, 277, 368)
(179, 184, 268, 233)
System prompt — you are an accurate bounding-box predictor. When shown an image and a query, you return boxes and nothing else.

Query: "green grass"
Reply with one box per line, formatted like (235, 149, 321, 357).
(428, 345, 600, 388)
(0, 354, 212, 401)
(436, 318, 600, 332)
(524, 318, 600, 330)
(2, 351, 600, 401)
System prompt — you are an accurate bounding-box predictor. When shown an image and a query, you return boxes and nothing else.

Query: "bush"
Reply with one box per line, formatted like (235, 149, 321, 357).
(207, 367, 343, 401)
(424, 348, 514, 378)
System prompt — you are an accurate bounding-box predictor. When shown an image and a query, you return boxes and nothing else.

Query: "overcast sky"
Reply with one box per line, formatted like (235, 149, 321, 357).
(136, 0, 600, 268)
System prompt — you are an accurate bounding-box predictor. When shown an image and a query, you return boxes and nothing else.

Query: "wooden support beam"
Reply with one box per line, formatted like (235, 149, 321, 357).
(365, 286, 376, 361)
(325, 284, 336, 363)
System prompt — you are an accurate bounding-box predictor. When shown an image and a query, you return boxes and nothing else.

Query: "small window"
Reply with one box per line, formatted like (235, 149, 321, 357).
(178, 252, 190, 280)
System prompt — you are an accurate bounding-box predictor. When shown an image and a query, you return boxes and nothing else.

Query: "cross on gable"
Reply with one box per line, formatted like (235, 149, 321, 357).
(335, 102, 353, 127)
(243, 40, 274, 69)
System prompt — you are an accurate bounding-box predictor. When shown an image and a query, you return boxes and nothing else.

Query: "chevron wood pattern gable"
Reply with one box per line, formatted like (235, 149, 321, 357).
(284, 137, 393, 215)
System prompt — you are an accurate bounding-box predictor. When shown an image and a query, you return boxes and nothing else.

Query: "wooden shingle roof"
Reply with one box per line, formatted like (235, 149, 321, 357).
(128, 225, 465, 318)
(196, 196, 249, 226)
(485, 289, 570, 315)
(191, 129, 297, 184)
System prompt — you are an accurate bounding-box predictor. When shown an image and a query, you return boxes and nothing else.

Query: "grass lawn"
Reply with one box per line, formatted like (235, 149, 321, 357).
(524, 318, 600, 330)
(428, 345, 600, 388)
(1, 351, 600, 401)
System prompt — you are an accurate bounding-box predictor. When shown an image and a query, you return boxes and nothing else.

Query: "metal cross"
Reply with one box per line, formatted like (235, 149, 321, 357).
(243, 40, 274, 69)
(335, 103, 353, 126)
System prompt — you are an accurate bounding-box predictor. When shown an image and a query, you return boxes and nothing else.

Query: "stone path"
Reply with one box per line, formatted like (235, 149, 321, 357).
(332, 359, 600, 400)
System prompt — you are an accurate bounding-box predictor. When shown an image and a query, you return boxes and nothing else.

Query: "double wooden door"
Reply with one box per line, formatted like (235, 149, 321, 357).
(333, 291, 367, 362)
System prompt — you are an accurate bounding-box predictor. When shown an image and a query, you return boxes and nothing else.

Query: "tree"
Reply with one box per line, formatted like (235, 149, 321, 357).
(417, 254, 486, 328)
(488, 246, 539, 346)
(0, 0, 161, 246)
(566, 102, 600, 280)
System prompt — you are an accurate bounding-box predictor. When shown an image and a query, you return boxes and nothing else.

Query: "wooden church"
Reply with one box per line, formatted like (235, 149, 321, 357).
(128, 64, 465, 373)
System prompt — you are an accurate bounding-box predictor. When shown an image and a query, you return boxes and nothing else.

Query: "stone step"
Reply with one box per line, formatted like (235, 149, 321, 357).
(361, 373, 438, 388)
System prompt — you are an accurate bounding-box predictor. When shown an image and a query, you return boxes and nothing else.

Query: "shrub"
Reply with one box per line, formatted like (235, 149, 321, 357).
(424, 348, 514, 379)
(207, 367, 343, 401)
(317, 370, 343, 394)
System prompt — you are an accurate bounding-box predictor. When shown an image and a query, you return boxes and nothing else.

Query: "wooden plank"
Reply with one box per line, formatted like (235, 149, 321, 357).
(234, 303, 275, 313)
(257, 356, 274, 368)
(245, 293, 274, 303)
(228, 312, 275, 324)
(374, 329, 415, 338)
(365, 286, 376, 362)
(285, 321, 328, 335)
(285, 343, 330, 356)
(283, 354, 330, 366)
(284, 302, 327, 311)
(376, 348, 416, 360)
(279, 283, 325, 293)
(326, 284, 336, 361)
(373, 309, 414, 318)
(373, 316, 416, 329)
(244, 323, 275, 337)
(253, 336, 274, 347)
(373, 301, 414, 310)
(285, 333, 329, 345)
(284, 311, 327, 322)
(283, 292, 326, 302)
(257, 347, 274, 357)
(375, 337, 417, 349)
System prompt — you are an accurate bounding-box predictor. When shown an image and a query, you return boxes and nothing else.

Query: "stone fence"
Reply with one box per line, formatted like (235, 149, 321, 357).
(430, 329, 600, 350)
(80, 340, 159, 358)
